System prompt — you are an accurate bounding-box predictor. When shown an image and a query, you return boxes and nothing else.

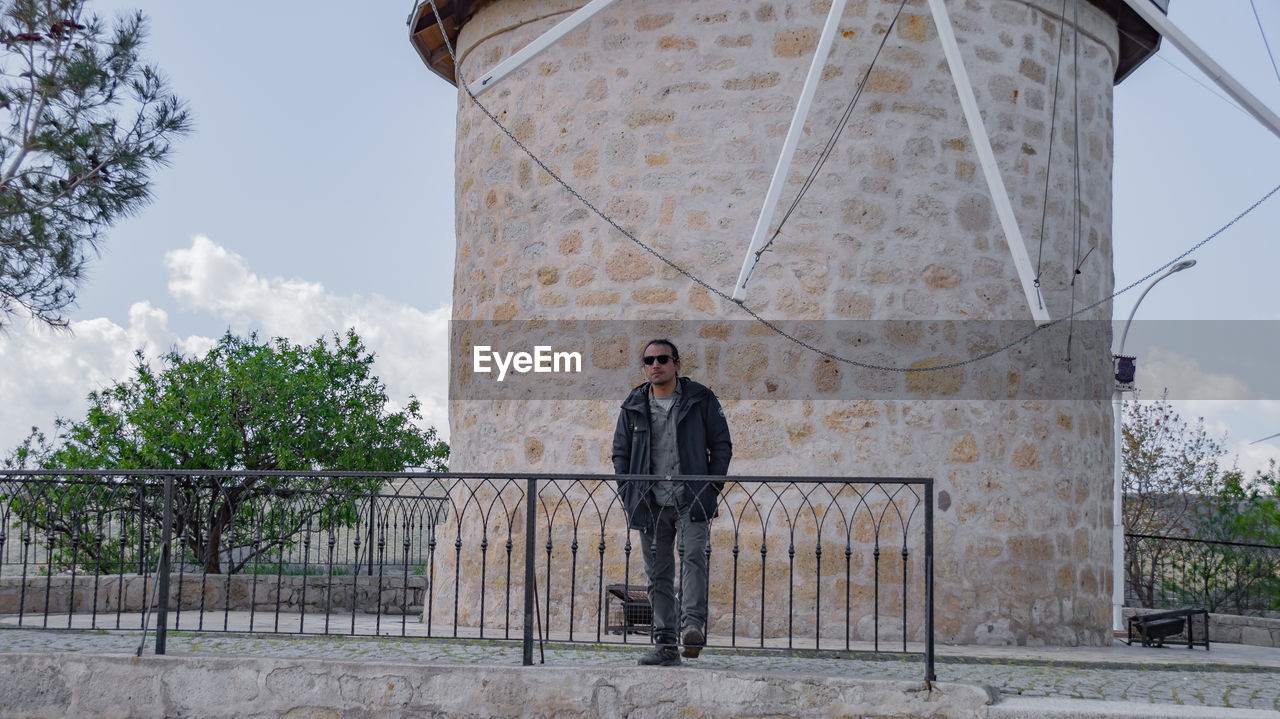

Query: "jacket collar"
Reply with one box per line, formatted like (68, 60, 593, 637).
(622, 376, 705, 412)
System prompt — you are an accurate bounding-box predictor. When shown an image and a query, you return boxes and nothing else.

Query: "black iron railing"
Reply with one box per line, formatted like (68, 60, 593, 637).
(1, 470, 934, 681)
(1125, 532, 1280, 617)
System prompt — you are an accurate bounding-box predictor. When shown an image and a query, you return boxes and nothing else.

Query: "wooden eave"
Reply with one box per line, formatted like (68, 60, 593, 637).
(406, 0, 1164, 87)
(408, 0, 490, 86)
(1090, 0, 1169, 84)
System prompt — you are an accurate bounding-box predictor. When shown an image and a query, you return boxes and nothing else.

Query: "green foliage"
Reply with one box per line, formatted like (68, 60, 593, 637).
(6, 330, 449, 574)
(1123, 398, 1280, 613)
(0, 0, 191, 327)
(1212, 462, 1280, 546)
(1181, 462, 1280, 613)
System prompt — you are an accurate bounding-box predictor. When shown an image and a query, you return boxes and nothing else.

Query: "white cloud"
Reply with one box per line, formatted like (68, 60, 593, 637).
(1128, 347, 1280, 477)
(1231, 439, 1280, 479)
(1126, 397, 1280, 479)
(166, 236, 327, 336)
(163, 236, 451, 436)
(0, 301, 210, 453)
(1136, 347, 1254, 401)
(1207, 400, 1280, 479)
(0, 236, 451, 458)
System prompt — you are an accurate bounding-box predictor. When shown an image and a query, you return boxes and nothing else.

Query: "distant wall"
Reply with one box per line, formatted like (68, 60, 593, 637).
(1124, 607, 1280, 649)
(0, 573, 425, 616)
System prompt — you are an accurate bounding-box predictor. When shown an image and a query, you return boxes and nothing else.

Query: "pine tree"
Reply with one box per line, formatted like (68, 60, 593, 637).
(0, 0, 190, 327)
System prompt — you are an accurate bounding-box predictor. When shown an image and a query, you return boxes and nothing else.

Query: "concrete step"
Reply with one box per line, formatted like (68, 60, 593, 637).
(988, 697, 1280, 719)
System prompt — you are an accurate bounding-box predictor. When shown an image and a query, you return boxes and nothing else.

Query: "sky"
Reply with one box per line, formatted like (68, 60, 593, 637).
(0, 1, 1277, 477)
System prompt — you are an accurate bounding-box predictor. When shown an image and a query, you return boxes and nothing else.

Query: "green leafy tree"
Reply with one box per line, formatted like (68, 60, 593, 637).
(0, 0, 190, 327)
(1182, 463, 1280, 613)
(6, 330, 448, 574)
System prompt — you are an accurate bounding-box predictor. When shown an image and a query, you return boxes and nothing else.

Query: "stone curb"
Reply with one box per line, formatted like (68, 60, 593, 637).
(989, 696, 1280, 718)
(0, 651, 998, 719)
(3, 627, 1278, 712)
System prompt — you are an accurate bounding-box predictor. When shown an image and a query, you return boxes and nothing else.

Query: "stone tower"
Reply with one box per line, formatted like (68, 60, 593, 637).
(409, 0, 1160, 645)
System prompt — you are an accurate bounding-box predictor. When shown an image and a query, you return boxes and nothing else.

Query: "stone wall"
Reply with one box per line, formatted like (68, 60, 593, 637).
(0, 573, 426, 616)
(0, 652, 996, 719)
(1124, 608, 1280, 649)
(443, 0, 1119, 645)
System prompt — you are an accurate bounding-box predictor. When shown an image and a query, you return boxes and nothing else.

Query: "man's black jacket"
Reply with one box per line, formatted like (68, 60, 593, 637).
(611, 376, 732, 531)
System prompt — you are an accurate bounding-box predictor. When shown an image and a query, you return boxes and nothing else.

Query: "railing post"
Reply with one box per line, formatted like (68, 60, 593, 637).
(523, 477, 537, 666)
(156, 475, 174, 655)
(137, 484, 146, 576)
(924, 479, 935, 683)
(368, 493, 376, 576)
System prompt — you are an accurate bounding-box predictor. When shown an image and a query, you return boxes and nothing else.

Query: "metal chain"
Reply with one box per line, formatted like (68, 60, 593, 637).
(425, 1, 1280, 374)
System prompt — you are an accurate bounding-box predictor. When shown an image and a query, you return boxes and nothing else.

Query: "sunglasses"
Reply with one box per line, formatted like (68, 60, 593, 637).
(642, 354, 673, 366)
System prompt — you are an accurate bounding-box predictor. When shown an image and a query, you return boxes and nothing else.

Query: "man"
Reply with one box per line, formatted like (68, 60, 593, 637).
(612, 339, 732, 666)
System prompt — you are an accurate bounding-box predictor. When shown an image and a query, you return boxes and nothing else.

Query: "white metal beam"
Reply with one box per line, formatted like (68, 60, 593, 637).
(927, 0, 1050, 324)
(1121, 0, 1280, 141)
(468, 0, 622, 97)
(732, 0, 849, 303)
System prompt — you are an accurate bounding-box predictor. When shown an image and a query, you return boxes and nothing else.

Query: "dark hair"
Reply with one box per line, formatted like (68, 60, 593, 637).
(642, 338, 679, 362)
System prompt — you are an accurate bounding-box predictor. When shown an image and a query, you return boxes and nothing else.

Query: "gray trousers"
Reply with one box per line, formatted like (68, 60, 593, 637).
(639, 500, 710, 646)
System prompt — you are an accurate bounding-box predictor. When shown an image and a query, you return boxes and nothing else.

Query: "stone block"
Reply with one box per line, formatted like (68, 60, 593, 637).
(634, 13, 673, 32)
(722, 72, 780, 91)
(947, 433, 979, 463)
(1242, 625, 1274, 647)
(898, 14, 930, 43)
(0, 656, 74, 713)
(772, 27, 816, 57)
(1216, 624, 1243, 643)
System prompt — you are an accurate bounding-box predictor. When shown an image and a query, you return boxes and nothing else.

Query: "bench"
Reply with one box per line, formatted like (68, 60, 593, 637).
(605, 584, 652, 636)
(1126, 608, 1210, 649)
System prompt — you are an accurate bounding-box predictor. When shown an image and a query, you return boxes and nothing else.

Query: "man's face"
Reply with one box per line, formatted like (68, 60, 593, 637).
(642, 344, 679, 385)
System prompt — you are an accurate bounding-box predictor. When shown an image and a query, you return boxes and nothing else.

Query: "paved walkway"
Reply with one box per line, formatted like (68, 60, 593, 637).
(2, 612, 1279, 714)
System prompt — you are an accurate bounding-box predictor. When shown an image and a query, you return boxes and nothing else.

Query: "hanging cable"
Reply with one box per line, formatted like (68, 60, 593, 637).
(425, 0, 1280, 373)
(1034, 0, 1071, 309)
(754, 0, 910, 261)
(1065, 0, 1087, 370)
(1116, 25, 1254, 121)
(1251, 0, 1280, 89)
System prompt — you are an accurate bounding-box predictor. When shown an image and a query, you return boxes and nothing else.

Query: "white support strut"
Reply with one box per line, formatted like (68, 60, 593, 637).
(926, 0, 1050, 324)
(1121, 0, 1280, 141)
(732, 0, 850, 303)
(468, 0, 622, 97)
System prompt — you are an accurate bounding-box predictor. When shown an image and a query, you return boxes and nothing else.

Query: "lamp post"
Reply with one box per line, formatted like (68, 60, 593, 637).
(1112, 259, 1196, 632)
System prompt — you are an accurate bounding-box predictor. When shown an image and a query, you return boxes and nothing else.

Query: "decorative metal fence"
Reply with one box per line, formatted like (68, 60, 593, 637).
(1, 470, 934, 681)
(1125, 532, 1280, 616)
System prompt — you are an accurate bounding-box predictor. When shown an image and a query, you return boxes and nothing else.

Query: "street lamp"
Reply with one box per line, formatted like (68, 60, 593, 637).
(1112, 259, 1196, 633)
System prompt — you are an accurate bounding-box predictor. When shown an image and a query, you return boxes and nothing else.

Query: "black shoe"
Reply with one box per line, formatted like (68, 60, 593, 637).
(681, 627, 705, 658)
(638, 645, 681, 666)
